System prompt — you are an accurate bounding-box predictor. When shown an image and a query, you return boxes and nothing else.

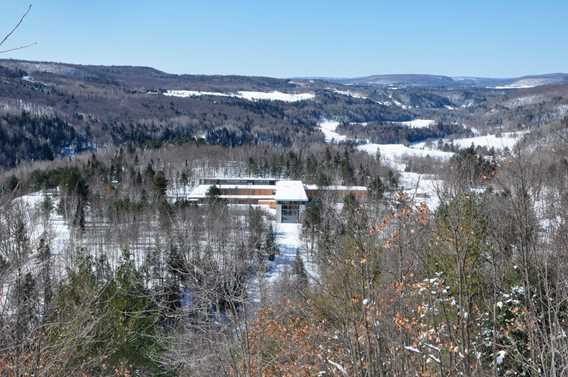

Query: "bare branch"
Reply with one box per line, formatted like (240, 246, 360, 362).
(0, 4, 33, 50)
(0, 41, 37, 54)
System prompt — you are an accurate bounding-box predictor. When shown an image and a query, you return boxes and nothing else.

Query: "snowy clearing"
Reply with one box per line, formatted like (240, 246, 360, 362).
(14, 191, 71, 258)
(239, 91, 315, 102)
(319, 120, 348, 143)
(163, 90, 315, 102)
(357, 143, 453, 170)
(398, 119, 436, 129)
(330, 89, 368, 99)
(445, 131, 529, 150)
(495, 78, 558, 90)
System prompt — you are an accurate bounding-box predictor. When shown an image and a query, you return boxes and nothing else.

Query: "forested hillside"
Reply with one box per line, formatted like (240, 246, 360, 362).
(1, 59, 568, 171)
(0, 114, 567, 376)
(1, 50, 568, 377)
(1, 0, 568, 372)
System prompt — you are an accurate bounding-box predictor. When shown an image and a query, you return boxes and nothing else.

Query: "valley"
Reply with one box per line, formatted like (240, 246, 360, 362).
(0, 59, 567, 377)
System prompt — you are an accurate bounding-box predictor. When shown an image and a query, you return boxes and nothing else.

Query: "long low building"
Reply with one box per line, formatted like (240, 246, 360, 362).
(188, 177, 367, 223)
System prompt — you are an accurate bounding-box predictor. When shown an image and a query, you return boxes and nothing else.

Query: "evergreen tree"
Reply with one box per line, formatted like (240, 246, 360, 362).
(153, 171, 169, 198)
(248, 207, 265, 260)
(368, 176, 385, 201)
(265, 223, 276, 261)
(5, 174, 19, 193)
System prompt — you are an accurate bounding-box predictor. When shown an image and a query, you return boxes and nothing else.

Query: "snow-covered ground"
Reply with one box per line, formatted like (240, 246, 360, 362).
(495, 78, 558, 90)
(398, 119, 436, 129)
(398, 172, 444, 210)
(444, 131, 529, 150)
(350, 121, 369, 127)
(330, 89, 368, 99)
(2, 191, 72, 314)
(248, 222, 317, 305)
(239, 91, 315, 102)
(319, 120, 348, 143)
(357, 143, 453, 170)
(410, 130, 529, 153)
(164, 90, 232, 98)
(317, 120, 524, 211)
(13, 191, 72, 259)
(315, 119, 450, 208)
(163, 90, 315, 102)
(269, 223, 317, 283)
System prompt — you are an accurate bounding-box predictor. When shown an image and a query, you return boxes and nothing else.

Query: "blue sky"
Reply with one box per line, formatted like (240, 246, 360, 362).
(0, 1, 566, 77)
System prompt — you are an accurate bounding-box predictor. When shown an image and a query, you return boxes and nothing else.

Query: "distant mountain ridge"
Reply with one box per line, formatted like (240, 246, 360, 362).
(321, 73, 568, 89)
(0, 59, 298, 92)
(5, 58, 567, 90)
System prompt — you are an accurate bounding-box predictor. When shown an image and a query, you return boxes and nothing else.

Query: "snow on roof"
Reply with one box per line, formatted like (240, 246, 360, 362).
(218, 195, 275, 200)
(275, 181, 308, 202)
(201, 177, 277, 181)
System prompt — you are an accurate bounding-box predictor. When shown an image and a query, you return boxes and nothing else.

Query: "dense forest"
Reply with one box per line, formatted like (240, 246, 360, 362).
(2, 58, 568, 172)
(0, 122, 566, 376)
(336, 121, 473, 145)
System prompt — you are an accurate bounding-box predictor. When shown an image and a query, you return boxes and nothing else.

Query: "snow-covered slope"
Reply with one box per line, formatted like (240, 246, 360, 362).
(398, 119, 436, 129)
(357, 143, 453, 170)
(446, 131, 529, 150)
(319, 120, 348, 143)
(330, 89, 368, 99)
(164, 90, 315, 102)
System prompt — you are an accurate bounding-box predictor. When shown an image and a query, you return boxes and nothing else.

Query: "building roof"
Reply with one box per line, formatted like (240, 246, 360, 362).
(201, 177, 276, 181)
(188, 184, 276, 199)
(304, 184, 368, 191)
(188, 180, 366, 202)
(200, 177, 278, 185)
(275, 180, 308, 202)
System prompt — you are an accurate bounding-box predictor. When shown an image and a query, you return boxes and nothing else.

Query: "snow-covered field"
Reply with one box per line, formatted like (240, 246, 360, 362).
(398, 119, 436, 128)
(163, 90, 232, 98)
(319, 120, 348, 143)
(330, 89, 368, 99)
(357, 143, 453, 170)
(239, 91, 315, 102)
(163, 90, 315, 102)
(444, 131, 529, 150)
(495, 78, 558, 90)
